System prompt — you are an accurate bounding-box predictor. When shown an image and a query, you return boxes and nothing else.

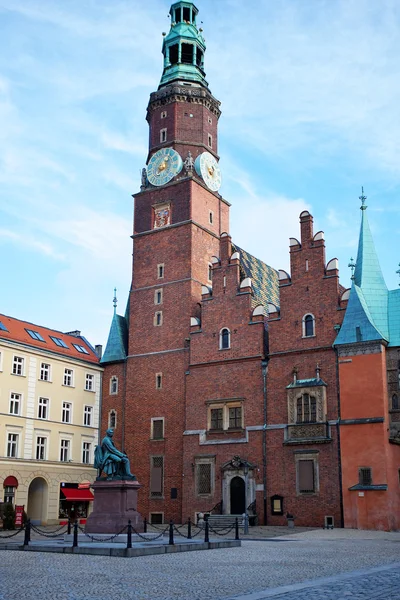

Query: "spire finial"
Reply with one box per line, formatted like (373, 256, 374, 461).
(396, 263, 400, 287)
(359, 186, 367, 210)
(348, 257, 356, 280)
(316, 362, 320, 379)
(113, 288, 118, 314)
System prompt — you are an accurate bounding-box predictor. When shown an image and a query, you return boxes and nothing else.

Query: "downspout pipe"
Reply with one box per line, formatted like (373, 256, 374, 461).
(335, 347, 345, 528)
(261, 359, 268, 525)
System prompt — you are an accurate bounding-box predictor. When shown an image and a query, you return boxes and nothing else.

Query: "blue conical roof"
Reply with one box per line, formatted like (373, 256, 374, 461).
(335, 199, 389, 346)
(101, 312, 128, 364)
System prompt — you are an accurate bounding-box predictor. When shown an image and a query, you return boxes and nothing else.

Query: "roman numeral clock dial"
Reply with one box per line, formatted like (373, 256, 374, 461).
(146, 148, 183, 187)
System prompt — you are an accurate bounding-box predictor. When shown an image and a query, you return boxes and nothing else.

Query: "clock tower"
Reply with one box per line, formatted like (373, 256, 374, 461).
(106, 1, 230, 522)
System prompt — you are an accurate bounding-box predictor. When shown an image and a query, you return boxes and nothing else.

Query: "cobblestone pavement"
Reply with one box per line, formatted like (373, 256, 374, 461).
(0, 528, 399, 599)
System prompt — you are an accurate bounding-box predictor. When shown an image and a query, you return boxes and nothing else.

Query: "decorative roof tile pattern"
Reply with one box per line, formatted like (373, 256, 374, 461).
(233, 244, 280, 309)
(0, 313, 99, 364)
(101, 313, 128, 364)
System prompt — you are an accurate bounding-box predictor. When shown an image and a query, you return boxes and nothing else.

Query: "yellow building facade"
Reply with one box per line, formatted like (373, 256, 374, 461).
(0, 314, 103, 524)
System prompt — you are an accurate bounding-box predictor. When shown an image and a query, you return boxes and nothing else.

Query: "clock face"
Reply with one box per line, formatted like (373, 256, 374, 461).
(194, 151, 222, 192)
(146, 148, 183, 187)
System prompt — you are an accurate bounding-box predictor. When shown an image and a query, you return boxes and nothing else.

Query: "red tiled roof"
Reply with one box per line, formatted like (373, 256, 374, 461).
(0, 313, 100, 364)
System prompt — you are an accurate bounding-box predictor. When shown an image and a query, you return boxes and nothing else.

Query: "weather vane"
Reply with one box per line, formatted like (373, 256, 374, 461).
(113, 288, 118, 313)
(396, 263, 400, 287)
(359, 186, 367, 210)
(348, 257, 356, 280)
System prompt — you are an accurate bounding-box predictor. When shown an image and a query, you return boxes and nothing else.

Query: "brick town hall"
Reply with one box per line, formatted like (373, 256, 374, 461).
(101, 1, 400, 531)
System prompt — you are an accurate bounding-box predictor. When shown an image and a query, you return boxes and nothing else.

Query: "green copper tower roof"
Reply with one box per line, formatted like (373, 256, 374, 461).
(335, 190, 390, 346)
(101, 291, 129, 364)
(159, 2, 208, 89)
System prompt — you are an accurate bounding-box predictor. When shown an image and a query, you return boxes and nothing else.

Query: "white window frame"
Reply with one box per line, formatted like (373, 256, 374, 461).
(82, 441, 91, 464)
(155, 372, 162, 390)
(160, 110, 167, 119)
(12, 355, 25, 376)
(160, 128, 167, 143)
(208, 263, 213, 282)
(60, 438, 71, 462)
(38, 397, 49, 420)
(207, 401, 244, 431)
(85, 373, 94, 392)
(9, 392, 22, 416)
(154, 288, 163, 305)
(302, 313, 316, 338)
(219, 327, 231, 350)
(108, 409, 117, 429)
(35, 435, 47, 461)
(63, 368, 74, 387)
(157, 263, 165, 279)
(151, 417, 165, 440)
(40, 362, 51, 382)
(6, 432, 19, 458)
(83, 405, 93, 427)
(154, 311, 163, 326)
(62, 401, 72, 424)
(110, 376, 118, 395)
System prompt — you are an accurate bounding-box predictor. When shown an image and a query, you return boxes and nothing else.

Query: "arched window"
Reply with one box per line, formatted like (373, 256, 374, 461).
(108, 410, 117, 429)
(220, 328, 231, 350)
(296, 394, 317, 423)
(303, 314, 315, 337)
(392, 394, 399, 410)
(110, 376, 118, 395)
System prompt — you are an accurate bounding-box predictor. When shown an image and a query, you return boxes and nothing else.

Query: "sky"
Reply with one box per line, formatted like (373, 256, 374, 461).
(0, 0, 399, 348)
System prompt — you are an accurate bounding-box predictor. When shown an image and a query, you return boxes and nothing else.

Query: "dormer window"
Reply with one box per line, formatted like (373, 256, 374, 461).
(303, 314, 315, 337)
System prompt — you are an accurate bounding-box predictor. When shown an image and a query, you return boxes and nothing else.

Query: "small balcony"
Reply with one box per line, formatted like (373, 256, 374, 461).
(284, 422, 331, 445)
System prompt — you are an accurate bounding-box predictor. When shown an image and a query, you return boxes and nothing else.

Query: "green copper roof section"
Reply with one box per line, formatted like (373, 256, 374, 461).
(388, 288, 400, 347)
(233, 243, 280, 309)
(101, 313, 128, 364)
(334, 283, 386, 345)
(159, 2, 208, 89)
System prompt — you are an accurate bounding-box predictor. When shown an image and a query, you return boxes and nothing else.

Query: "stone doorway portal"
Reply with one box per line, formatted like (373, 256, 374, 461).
(27, 477, 48, 525)
(230, 476, 245, 514)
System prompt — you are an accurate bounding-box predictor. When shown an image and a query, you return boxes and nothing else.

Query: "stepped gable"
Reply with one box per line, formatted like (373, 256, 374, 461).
(232, 243, 279, 309)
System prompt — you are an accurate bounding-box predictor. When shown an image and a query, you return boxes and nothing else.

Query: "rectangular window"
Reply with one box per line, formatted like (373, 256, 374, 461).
(150, 456, 164, 498)
(160, 128, 167, 143)
(82, 442, 91, 464)
(154, 289, 163, 305)
(40, 363, 51, 381)
(110, 376, 118, 394)
(160, 110, 167, 119)
(210, 408, 223, 430)
(208, 264, 212, 281)
(228, 406, 242, 429)
(298, 460, 315, 493)
(150, 513, 164, 524)
(156, 373, 162, 390)
(26, 329, 45, 342)
(63, 368, 73, 386)
(7, 433, 18, 458)
(84, 405, 93, 426)
(209, 211, 213, 224)
(62, 402, 72, 423)
(38, 397, 49, 420)
(152, 419, 164, 440)
(157, 264, 164, 279)
(50, 336, 69, 348)
(9, 392, 21, 415)
(359, 467, 372, 486)
(85, 374, 94, 391)
(60, 439, 70, 462)
(154, 311, 163, 326)
(36, 436, 47, 460)
(196, 463, 212, 495)
(208, 134, 212, 148)
(12, 356, 24, 376)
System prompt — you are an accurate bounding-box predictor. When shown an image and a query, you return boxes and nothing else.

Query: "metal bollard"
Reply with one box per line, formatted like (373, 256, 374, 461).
(169, 520, 174, 545)
(235, 517, 239, 540)
(143, 517, 147, 533)
(204, 519, 209, 543)
(67, 518, 71, 535)
(187, 517, 192, 540)
(72, 521, 78, 548)
(127, 520, 132, 549)
(24, 519, 31, 546)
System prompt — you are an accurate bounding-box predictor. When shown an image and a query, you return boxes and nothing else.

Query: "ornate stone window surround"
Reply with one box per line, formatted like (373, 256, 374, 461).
(287, 386, 326, 425)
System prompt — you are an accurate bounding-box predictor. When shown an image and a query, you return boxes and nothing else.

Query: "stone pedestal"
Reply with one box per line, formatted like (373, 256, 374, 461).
(85, 479, 143, 534)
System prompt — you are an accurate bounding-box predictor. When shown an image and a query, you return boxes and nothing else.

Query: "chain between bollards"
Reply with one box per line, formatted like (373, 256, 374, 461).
(169, 520, 174, 545)
(235, 517, 239, 540)
(187, 517, 192, 540)
(73, 521, 78, 547)
(204, 518, 209, 543)
(24, 519, 31, 546)
(127, 520, 132, 549)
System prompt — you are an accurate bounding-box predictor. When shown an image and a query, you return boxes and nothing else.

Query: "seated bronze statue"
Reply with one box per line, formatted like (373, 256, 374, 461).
(94, 429, 136, 480)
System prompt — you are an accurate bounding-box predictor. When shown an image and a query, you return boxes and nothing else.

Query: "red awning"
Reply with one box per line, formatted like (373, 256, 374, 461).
(4, 476, 18, 488)
(61, 488, 94, 501)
